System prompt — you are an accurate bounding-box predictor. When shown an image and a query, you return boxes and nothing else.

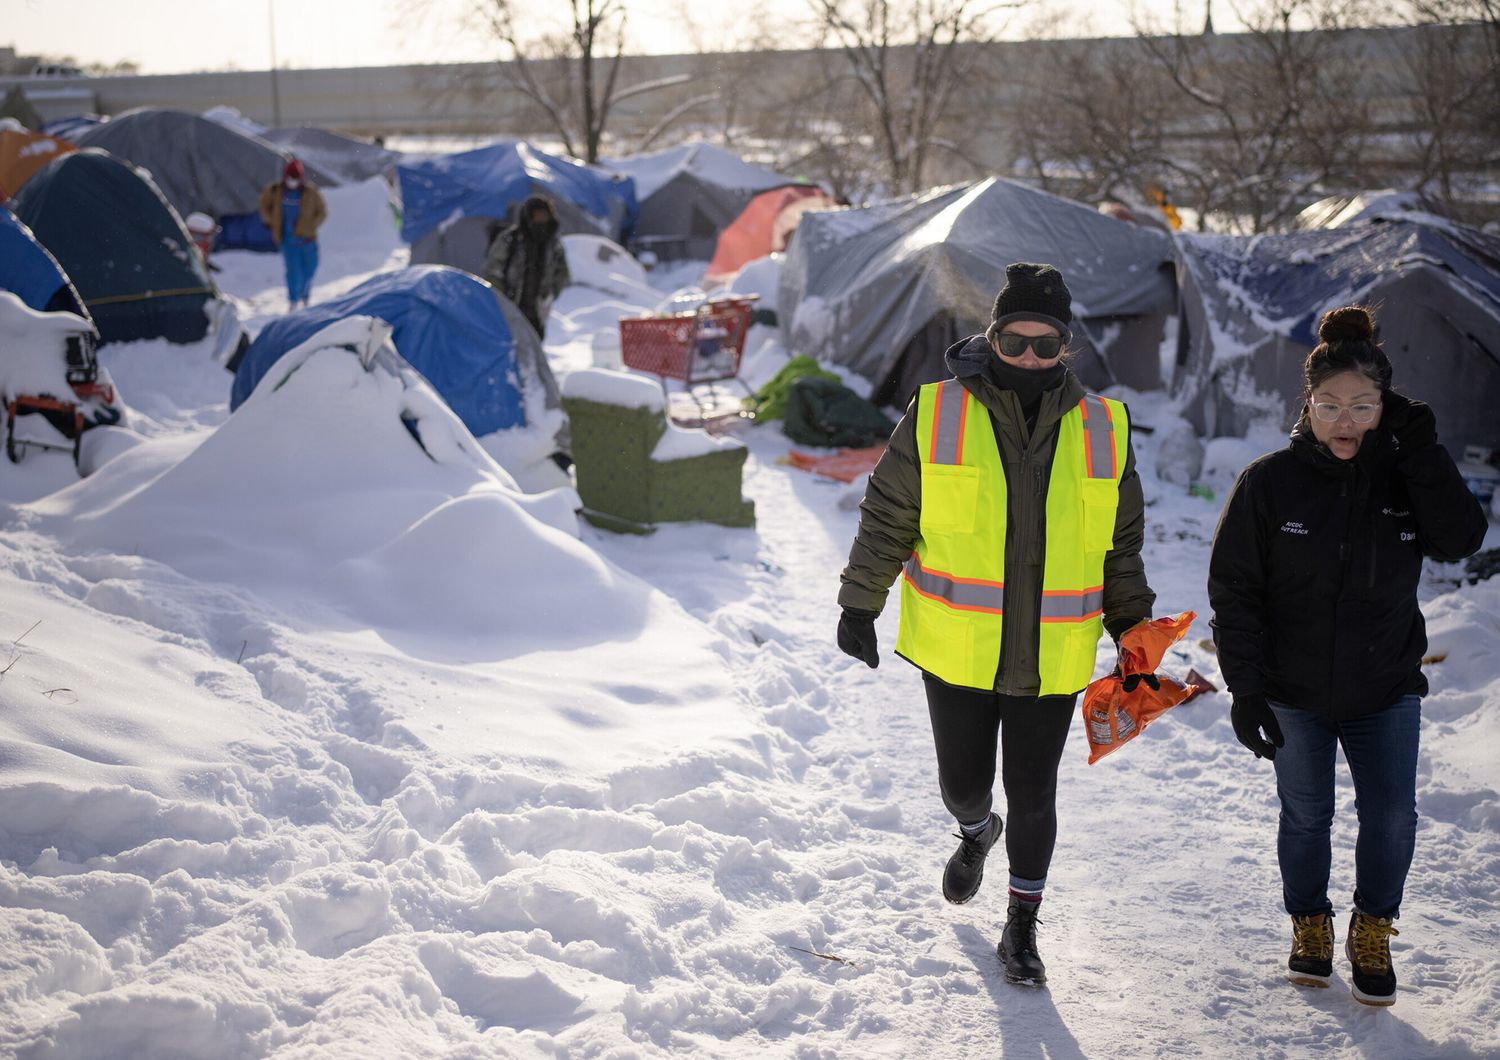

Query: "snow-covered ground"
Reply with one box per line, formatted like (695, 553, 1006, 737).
(2, 201, 1498, 1059)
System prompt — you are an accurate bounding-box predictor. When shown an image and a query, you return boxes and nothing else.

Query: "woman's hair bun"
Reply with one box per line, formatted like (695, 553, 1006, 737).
(1318, 305, 1375, 344)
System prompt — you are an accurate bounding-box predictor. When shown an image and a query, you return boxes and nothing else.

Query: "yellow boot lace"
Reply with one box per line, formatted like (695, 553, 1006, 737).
(1291, 914, 1334, 960)
(1349, 914, 1399, 972)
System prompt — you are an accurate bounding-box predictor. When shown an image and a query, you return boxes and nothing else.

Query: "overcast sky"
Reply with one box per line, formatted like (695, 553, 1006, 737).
(5, 0, 1230, 75)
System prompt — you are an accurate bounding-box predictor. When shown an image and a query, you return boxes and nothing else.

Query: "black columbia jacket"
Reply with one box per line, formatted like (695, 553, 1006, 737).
(1208, 422, 1486, 720)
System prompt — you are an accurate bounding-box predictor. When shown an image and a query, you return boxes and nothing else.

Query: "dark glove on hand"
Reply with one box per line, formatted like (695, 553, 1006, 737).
(837, 607, 880, 668)
(1110, 665, 1161, 693)
(1231, 694, 1285, 759)
(1382, 391, 1437, 452)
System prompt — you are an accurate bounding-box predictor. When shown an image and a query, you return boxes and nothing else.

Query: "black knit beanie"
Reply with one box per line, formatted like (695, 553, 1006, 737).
(988, 262, 1073, 343)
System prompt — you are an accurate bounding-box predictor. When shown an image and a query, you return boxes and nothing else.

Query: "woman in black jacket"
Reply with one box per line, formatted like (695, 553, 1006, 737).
(1208, 305, 1486, 1008)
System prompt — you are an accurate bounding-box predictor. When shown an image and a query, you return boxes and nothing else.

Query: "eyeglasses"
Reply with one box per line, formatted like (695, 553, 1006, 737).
(1310, 401, 1380, 424)
(996, 332, 1064, 360)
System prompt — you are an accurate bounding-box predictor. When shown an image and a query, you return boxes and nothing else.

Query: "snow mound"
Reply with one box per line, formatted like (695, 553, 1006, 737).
(15, 319, 583, 624)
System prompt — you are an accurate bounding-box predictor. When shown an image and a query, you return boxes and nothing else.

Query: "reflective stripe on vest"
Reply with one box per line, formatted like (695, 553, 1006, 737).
(895, 379, 1129, 692)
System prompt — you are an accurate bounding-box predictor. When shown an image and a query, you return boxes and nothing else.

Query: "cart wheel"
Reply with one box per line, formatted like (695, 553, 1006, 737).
(5, 410, 20, 465)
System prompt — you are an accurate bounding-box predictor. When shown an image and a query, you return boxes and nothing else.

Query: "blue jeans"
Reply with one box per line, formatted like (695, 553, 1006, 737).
(282, 239, 319, 303)
(1269, 695, 1420, 919)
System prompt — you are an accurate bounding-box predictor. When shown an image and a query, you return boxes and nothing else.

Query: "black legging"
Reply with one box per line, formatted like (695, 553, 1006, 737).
(924, 674, 1077, 883)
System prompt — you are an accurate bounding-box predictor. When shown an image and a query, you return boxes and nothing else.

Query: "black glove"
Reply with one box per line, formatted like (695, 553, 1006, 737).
(1231, 694, 1285, 759)
(1110, 665, 1160, 693)
(837, 607, 880, 668)
(1382, 391, 1437, 452)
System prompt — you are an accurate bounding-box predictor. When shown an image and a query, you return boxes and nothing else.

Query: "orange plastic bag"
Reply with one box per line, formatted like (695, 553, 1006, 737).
(1082, 611, 1198, 764)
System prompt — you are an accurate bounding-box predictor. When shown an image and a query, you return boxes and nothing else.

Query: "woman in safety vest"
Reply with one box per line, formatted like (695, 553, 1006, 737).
(1208, 305, 1485, 1007)
(837, 262, 1158, 985)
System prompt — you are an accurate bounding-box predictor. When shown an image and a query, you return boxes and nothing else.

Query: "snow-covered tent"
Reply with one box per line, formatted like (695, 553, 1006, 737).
(779, 178, 1179, 407)
(0, 206, 88, 319)
(399, 141, 637, 276)
(73, 108, 337, 251)
(1173, 219, 1500, 453)
(0, 126, 75, 199)
(1295, 189, 1451, 230)
(705, 185, 835, 284)
(230, 265, 560, 443)
(262, 126, 402, 185)
(604, 142, 810, 262)
(11, 149, 244, 358)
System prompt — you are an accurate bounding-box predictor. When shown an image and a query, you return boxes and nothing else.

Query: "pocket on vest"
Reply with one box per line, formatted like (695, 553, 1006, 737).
(1080, 479, 1119, 553)
(920, 464, 980, 535)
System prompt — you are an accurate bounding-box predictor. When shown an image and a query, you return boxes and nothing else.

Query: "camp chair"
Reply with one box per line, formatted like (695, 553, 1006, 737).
(5, 395, 85, 466)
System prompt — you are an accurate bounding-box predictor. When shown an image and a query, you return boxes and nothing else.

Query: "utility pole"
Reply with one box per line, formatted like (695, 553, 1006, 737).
(268, 0, 282, 126)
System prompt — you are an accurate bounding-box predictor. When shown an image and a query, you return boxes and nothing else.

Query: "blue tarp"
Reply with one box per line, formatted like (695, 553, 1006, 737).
(0, 205, 88, 317)
(231, 266, 526, 435)
(1182, 220, 1500, 346)
(397, 140, 637, 246)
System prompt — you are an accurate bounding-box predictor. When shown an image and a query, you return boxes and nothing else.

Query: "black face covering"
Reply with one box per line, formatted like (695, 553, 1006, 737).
(984, 354, 1067, 428)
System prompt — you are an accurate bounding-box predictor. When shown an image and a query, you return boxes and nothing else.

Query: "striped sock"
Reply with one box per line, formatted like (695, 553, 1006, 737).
(1008, 874, 1045, 906)
(959, 816, 991, 838)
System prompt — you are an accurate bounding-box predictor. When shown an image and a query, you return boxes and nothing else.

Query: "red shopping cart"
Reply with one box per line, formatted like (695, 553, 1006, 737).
(619, 295, 759, 425)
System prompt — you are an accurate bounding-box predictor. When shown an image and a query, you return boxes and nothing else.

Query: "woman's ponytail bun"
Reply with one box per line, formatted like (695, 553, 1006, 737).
(1318, 305, 1375, 344)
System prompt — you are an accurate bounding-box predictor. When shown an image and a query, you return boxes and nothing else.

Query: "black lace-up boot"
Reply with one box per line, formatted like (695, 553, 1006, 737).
(1346, 911, 1399, 1006)
(1287, 913, 1334, 987)
(998, 898, 1046, 985)
(941, 813, 1002, 904)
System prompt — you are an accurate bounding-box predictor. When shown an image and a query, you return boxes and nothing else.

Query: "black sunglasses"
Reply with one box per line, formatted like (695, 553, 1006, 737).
(996, 332, 1064, 360)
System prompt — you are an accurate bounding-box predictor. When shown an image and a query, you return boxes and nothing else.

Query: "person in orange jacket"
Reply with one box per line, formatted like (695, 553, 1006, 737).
(258, 157, 327, 309)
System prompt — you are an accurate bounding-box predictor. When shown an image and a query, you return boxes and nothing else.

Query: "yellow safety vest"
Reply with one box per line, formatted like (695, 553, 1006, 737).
(894, 379, 1130, 693)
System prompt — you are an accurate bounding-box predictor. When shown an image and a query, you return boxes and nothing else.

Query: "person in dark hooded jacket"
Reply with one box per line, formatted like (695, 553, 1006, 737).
(836, 263, 1158, 985)
(1208, 304, 1486, 1008)
(483, 195, 571, 339)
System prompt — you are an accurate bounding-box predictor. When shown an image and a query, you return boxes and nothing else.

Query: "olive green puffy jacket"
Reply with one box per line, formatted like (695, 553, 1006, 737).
(838, 341, 1155, 696)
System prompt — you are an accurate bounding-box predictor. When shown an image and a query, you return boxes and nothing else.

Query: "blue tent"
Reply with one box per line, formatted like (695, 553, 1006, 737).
(397, 140, 637, 249)
(11, 149, 217, 347)
(0, 205, 89, 319)
(1175, 219, 1500, 450)
(231, 266, 546, 437)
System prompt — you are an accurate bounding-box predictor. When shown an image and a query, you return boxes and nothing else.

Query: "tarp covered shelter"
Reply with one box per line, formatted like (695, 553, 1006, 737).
(604, 142, 809, 262)
(705, 185, 835, 283)
(0, 206, 89, 319)
(400, 141, 637, 276)
(11, 149, 224, 347)
(263, 126, 402, 185)
(778, 178, 1179, 408)
(230, 265, 560, 439)
(1173, 219, 1500, 453)
(0, 127, 75, 198)
(1295, 189, 1450, 230)
(74, 108, 336, 250)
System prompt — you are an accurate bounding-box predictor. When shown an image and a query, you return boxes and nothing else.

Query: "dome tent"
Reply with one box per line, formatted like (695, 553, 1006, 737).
(778, 178, 1178, 408)
(230, 265, 561, 444)
(75, 108, 336, 251)
(11, 149, 243, 356)
(399, 141, 637, 276)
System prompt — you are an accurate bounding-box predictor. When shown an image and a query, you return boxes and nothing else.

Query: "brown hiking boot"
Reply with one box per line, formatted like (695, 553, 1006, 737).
(1287, 913, 1334, 988)
(1345, 911, 1399, 1006)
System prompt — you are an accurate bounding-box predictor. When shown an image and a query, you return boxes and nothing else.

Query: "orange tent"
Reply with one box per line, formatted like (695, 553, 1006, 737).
(0, 129, 75, 200)
(705, 184, 834, 282)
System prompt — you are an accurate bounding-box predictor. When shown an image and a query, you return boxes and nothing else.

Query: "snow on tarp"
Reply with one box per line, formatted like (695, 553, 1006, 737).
(231, 266, 548, 439)
(396, 140, 637, 247)
(263, 125, 402, 186)
(0, 291, 87, 402)
(1173, 218, 1500, 448)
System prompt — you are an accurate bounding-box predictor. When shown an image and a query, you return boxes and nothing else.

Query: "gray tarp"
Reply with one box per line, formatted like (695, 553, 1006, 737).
(1173, 220, 1500, 452)
(76, 108, 336, 218)
(263, 126, 401, 185)
(778, 178, 1178, 406)
(604, 142, 805, 261)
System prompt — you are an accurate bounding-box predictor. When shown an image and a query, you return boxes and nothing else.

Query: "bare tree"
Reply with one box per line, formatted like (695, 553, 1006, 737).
(463, 0, 695, 161)
(1398, 1, 1500, 205)
(807, 0, 1017, 195)
(1134, 0, 1377, 233)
